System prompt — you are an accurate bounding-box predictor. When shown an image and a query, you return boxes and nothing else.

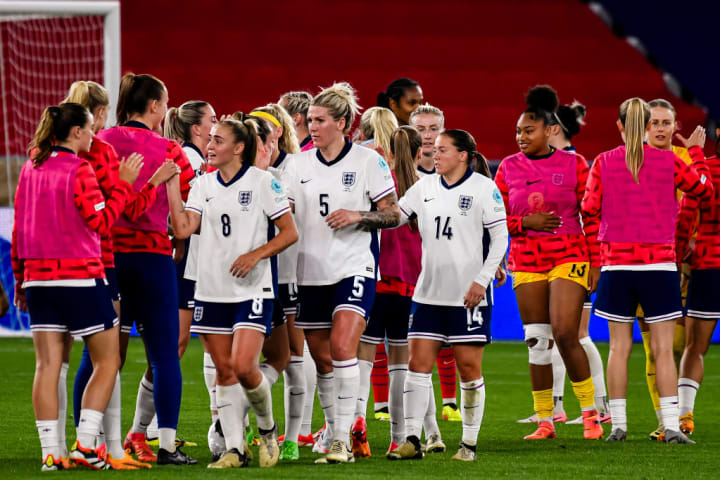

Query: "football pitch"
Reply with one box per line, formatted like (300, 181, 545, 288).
(1, 337, 718, 478)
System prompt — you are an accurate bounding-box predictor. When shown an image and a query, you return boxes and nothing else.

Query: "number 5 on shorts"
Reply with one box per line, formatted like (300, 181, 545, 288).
(351, 276, 365, 299)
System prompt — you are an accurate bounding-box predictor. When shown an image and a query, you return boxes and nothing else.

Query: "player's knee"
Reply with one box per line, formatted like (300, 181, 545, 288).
(525, 323, 553, 365)
(552, 328, 578, 352)
(330, 341, 356, 362)
(214, 361, 237, 385)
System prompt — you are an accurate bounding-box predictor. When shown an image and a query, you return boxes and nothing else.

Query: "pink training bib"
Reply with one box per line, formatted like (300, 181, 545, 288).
(500, 149, 582, 236)
(97, 126, 169, 232)
(598, 145, 676, 243)
(16, 151, 100, 259)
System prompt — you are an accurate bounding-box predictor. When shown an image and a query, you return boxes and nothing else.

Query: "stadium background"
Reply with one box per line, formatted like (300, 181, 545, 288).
(0, 0, 718, 342)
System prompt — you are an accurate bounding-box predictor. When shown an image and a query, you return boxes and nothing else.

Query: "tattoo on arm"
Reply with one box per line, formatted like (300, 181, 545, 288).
(358, 194, 400, 229)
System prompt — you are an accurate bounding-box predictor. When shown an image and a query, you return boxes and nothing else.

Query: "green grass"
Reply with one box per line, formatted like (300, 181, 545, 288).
(1, 337, 719, 478)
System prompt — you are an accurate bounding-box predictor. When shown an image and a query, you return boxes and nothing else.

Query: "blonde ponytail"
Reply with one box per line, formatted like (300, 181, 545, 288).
(619, 97, 650, 183)
(360, 107, 398, 162)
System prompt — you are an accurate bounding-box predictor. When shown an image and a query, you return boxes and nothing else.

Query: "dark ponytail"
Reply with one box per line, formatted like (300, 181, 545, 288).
(377, 77, 419, 108)
(556, 101, 587, 140)
(28, 103, 90, 166)
(116, 72, 166, 125)
(439, 129, 490, 178)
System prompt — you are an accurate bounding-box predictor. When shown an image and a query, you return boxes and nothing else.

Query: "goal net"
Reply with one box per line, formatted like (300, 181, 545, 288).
(0, 1, 120, 335)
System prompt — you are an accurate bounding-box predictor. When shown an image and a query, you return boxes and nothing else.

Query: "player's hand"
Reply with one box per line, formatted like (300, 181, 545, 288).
(522, 211, 562, 233)
(230, 252, 261, 278)
(495, 266, 507, 287)
(172, 237, 186, 264)
(676, 126, 706, 149)
(587, 266, 601, 294)
(118, 152, 144, 185)
(14, 286, 27, 312)
(326, 209, 362, 230)
(463, 282, 486, 309)
(149, 160, 180, 187)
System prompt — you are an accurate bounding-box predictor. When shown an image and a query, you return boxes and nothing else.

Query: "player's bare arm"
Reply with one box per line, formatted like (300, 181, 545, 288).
(326, 192, 400, 230)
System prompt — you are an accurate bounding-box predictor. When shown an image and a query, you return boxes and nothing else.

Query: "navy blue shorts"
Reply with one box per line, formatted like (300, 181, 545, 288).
(593, 269, 682, 324)
(296, 276, 376, 330)
(177, 277, 196, 310)
(362, 293, 411, 346)
(26, 279, 118, 337)
(409, 301, 492, 344)
(686, 269, 720, 320)
(115, 252, 178, 336)
(191, 298, 274, 336)
(271, 283, 299, 328)
(105, 267, 120, 302)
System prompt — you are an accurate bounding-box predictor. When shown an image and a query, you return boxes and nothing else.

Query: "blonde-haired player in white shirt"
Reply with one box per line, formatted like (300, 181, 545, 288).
(284, 82, 400, 464)
(167, 118, 298, 469)
(387, 129, 508, 462)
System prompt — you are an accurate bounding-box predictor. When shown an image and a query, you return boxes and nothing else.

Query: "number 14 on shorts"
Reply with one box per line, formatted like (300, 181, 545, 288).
(467, 306, 484, 331)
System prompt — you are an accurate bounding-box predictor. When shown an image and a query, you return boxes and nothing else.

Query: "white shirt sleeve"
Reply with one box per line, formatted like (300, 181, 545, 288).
(185, 177, 205, 216)
(397, 181, 421, 226)
(474, 183, 508, 288)
(368, 154, 396, 203)
(260, 171, 291, 220)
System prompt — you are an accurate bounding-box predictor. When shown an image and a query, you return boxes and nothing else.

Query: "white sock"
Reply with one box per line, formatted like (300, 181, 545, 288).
(283, 356, 305, 444)
(245, 374, 275, 431)
(259, 363, 280, 387)
(580, 336, 607, 398)
(355, 359, 373, 419)
(216, 383, 245, 452)
(551, 344, 565, 413)
(660, 396, 680, 431)
(104, 373, 124, 459)
(316, 372, 335, 439)
(423, 382, 440, 438)
(460, 378, 485, 447)
(404, 371, 431, 439)
(76, 409, 104, 447)
(333, 358, 360, 446)
(159, 428, 177, 453)
(388, 364, 408, 445)
(655, 409, 663, 425)
(300, 343, 317, 436)
(146, 415, 158, 439)
(678, 377, 699, 416)
(130, 376, 155, 434)
(37, 419, 60, 459)
(203, 352, 217, 418)
(57, 362, 69, 457)
(609, 398, 627, 432)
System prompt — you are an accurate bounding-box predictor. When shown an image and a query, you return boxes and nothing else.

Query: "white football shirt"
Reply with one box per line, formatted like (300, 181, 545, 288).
(182, 143, 204, 281)
(185, 164, 291, 302)
(284, 141, 395, 286)
(269, 151, 298, 285)
(398, 169, 508, 307)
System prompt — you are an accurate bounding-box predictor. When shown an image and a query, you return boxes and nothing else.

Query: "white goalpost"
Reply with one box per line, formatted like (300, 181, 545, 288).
(0, 1, 120, 336)
(0, 0, 120, 207)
